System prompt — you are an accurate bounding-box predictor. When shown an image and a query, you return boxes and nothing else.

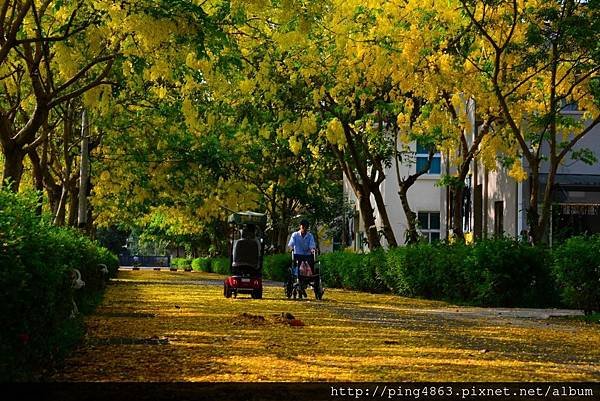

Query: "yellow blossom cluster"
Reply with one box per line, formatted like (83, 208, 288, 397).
(324, 119, 347, 150)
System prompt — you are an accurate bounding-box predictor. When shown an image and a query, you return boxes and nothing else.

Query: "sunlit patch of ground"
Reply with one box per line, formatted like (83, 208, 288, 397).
(51, 270, 600, 382)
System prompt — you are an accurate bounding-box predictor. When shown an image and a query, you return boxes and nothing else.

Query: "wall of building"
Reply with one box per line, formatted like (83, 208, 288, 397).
(341, 116, 600, 248)
(536, 113, 600, 176)
(343, 141, 444, 250)
(380, 158, 443, 246)
(475, 165, 521, 239)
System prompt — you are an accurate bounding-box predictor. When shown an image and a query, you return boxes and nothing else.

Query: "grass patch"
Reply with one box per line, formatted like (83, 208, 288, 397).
(571, 313, 600, 324)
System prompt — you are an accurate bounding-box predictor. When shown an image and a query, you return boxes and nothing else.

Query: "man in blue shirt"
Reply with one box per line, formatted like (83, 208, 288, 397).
(287, 219, 316, 273)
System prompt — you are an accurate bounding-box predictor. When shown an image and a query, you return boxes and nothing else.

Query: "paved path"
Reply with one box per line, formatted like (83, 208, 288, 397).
(114, 268, 584, 323)
(50, 269, 599, 382)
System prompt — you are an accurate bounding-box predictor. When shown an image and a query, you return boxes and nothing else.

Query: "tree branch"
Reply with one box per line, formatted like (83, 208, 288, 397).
(557, 114, 600, 162)
(0, 0, 32, 65)
(51, 53, 117, 97)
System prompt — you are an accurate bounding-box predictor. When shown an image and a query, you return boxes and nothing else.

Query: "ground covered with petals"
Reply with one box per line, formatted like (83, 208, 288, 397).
(51, 270, 599, 382)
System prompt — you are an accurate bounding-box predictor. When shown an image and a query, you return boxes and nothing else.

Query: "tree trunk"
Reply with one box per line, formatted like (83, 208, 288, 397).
(27, 150, 45, 215)
(54, 186, 68, 226)
(2, 145, 26, 192)
(393, 132, 435, 245)
(46, 181, 62, 217)
(276, 197, 291, 253)
(277, 222, 290, 253)
(371, 185, 397, 247)
(451, 186, 465, 241)
(528, 162, 556, 246)
(527, 165, 542, 244)
(77, 112, 89, 229)
(399, 186, 419, 244)
(358, 191, 381, 250)
(54, 102, 76, 225)
(67, 184, 79, 227)
(86, 177, 95, 237)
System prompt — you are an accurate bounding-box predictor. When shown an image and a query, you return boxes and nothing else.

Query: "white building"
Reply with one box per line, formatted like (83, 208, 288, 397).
(344, 112, 600, 250)
(344, 140, 444, 250)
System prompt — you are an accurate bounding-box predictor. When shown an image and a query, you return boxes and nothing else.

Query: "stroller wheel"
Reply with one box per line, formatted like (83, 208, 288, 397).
(313, 279, 323, 300)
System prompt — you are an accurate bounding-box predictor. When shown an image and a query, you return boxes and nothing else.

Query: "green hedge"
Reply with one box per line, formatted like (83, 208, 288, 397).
(189, 236, 597, 313)
(193, 254, 291, 281)
(191, 257, 211, 272)
(210, 257, 230, 275)
(320, 238, 562, 308)
(553, 235, 600, 314)
(465, 238, 557, 307)
(0, 188, 117, 381)
(320, 249, 387, 292)
(263, 254, 292, 282)
(171, 257, 192, 268)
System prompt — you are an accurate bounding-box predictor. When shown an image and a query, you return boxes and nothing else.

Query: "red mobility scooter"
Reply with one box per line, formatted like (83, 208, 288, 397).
(223, 211, 267, 299)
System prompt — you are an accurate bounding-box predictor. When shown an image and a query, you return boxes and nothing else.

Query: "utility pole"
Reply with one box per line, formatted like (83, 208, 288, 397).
(77, 110, 89, 229)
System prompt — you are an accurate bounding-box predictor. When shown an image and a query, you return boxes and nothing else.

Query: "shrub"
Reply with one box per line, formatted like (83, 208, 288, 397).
(0, 188, 116, 381)
(171, 258, 192, 269)
(321, 249, 413, 294)
(383, 239, 555, 307)
(381, 246, 412, 296)
(359, 249, 388, 293)
(191, 257, 211, 272)
(553, 235, 600, 314)
(263, 254, 292, 282)
(392, 242, 451, 299)
(320, 251, 373, 290)
(201, 253, 291, 280)
(435, 242, 474, 302)
(465, 238, 555, 307)
(210, 257, 230, 275)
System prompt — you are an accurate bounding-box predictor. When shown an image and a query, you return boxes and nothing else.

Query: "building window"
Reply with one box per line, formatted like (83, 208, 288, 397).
(416, 142, 441, 174)
(418, 211, 441, 243)
(494, 201, 504, 235)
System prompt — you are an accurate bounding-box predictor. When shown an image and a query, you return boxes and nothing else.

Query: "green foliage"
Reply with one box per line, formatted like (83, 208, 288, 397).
(96, 226, 130, 255)
(320, 251, 358, 289)
(436, 174, 465, 189)
(380, 247, 412, 296)
(320, 250, 386, 292)
(191, 257, 211, 272)
(210, 257, 230, 275)
(263, 254, 292, 282)
(552, 235, 600, 314)
(464, 238, 557, 307)
(569, 148, 597, 166)
(398, 243, 446, 299)
(359, 249, 388, 293)
(320, 238, 558, 307)
(198, 253, 289, 281)
(388, 242, 472, 301)
(0, 188, 117, 381)
(582, 313, 600, 324)
(171, 258, 192, 268)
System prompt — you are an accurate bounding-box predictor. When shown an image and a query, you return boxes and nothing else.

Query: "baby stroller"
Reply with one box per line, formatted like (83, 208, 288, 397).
(285, 252, 324, 300)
